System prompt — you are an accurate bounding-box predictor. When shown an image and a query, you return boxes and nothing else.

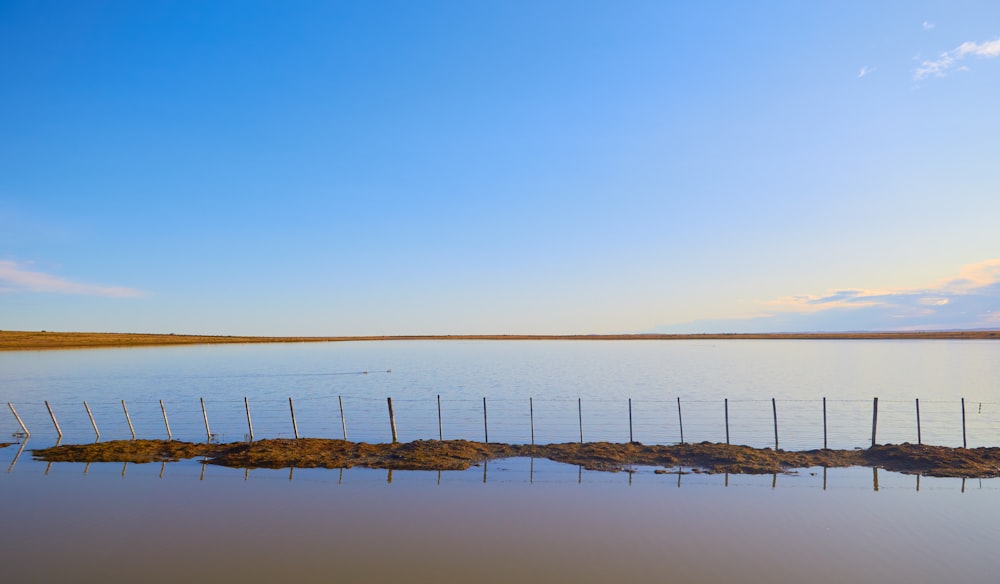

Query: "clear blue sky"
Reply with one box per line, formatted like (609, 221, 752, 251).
(2, 1, 999, 335)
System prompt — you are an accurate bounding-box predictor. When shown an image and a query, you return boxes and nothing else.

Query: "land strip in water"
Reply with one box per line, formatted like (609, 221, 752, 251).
(25, 439, 1000, 478)
(3, 330, 999, 351)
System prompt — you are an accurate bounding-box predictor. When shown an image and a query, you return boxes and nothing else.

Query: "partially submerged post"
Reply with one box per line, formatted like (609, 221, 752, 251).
(122, 400, 136, 440)
(822, 397, 828, 449)
(962, 397, 967, 449)
(289, 397, 300, 439)
(916, 398, 922, 445)
(724, 398, 730, 445)
(578, 398, 583, 443)
(771, 398, 778, 450)
(387, 397, 398, 443)
(529, 397, 535, 446)
(45, 401, 63, 438)
(437, 394, 443, 440)
(84, 401, 100, 440)
(7, 403, 29, 438)
(160, 400, 172, 441)
(482, 397, 488, 444)
(871, 397, 878, 448)
(678, 397, 685, 445)
(245, 397, 254, 442)
(628, 398, 633, 443)
(200, 397, 211, 443)
(339, 395, 347, 440)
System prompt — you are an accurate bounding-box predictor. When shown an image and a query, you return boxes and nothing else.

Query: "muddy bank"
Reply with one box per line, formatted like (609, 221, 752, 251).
(30, 439, 1000, 478)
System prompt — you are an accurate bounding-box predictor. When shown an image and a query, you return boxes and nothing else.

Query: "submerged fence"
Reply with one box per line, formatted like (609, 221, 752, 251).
(5, 395, 998, 451)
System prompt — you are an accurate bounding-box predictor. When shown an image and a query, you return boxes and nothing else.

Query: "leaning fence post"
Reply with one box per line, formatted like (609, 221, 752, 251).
(289, 397, 300, 439)
(7, 403, 29, 438)
(724, 398, 730, 445)
(387, 397, 398, 443)
(245, 397, 254, 442)
(482, 397, 488, 444)
(871, 397, 878, 448)
(45, 401, 63, 438)
(160, 400, 172, 441)
(772, 398, 778, 450)
(578, 398, 583, 444)
(961, 397, 967, 449)
(122, 400, 136, 440)
(201, 397, 211, 443)
(84, 401, 100, 439)
(916, 398, 922, 445)
(437, 394, 443, 440)
(339, 395, 347, 440)
(677, 397, 685, 445)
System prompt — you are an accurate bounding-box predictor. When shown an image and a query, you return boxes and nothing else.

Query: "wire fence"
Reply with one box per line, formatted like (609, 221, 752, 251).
(5, 395, 998, 450)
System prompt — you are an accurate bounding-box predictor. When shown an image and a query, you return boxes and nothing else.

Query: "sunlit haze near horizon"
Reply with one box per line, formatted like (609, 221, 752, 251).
(2, 1, 999, 335)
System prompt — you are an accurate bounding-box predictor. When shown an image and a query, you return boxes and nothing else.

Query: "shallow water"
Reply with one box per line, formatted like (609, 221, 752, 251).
(3, 446, 999, 584)
(3, 340, 1000, 583)
(2, 340, 999, 448)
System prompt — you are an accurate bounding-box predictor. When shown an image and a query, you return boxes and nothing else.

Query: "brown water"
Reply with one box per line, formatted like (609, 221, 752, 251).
(2, 452, 998, 584)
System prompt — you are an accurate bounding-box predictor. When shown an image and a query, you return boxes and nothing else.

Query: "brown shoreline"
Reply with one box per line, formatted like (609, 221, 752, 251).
(26, 439, 1000, 478)
(3, 329, 999, 351)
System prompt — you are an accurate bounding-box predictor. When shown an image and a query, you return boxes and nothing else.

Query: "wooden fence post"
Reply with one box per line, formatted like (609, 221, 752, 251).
(916, 398, 921, 445)
(45, 401, 63, 438)
(84, 401, 100, 439)
(822, 397, 828, 449)
(628, 398, 633, 443)
(200, 397, 211, 443)
(529, 397, 535, 446)
(772, 398, 778, 450)
(482, 397, 488, 444)
(578, 398, 583, 443)
(677, 397, 684, 445)
(245, 397, 254, 442)
(870, 397, 878, 448)
(962, 397, 967, 449)
(160, 400, 172, 441)
(289, 397, 299, 439)
(7, 403, 29, 438)
(724, 398, 730, 445)
(387, 397, 398, 443)
(437, 394, 443, 441)
(122, 400, 136, 440)
(339, 395, 347, 440)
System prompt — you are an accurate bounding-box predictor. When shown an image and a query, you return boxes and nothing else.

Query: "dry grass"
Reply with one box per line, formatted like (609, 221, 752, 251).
(30, 439, 1000, 478)
(3, 330, 998, 351)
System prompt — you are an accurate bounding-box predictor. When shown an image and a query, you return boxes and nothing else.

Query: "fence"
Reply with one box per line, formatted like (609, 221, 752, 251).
(5, 395, 997, 451)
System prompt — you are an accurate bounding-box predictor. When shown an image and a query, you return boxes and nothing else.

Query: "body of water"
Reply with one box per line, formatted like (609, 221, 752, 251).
(3, 340, 999, 583)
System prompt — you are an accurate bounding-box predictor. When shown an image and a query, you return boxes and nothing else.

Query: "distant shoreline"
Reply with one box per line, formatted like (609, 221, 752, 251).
(2, 329, 998, 351)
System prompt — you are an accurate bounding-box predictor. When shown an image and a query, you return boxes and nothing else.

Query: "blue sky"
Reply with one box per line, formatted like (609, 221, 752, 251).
(2, 1, 999, 335)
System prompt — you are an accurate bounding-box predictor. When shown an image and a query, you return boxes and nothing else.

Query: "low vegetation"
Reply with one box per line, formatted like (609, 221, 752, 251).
(26, 439, 1000, 478)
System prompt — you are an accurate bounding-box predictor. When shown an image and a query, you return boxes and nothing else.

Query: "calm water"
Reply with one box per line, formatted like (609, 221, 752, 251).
(3, 340, 1000, 583)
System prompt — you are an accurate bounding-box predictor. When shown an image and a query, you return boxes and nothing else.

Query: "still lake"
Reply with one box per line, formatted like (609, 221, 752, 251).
(2, 340, 1000, 582)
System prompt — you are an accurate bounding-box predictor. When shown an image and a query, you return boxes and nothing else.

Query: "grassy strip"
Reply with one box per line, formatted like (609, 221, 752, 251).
(30, 439, 1000, 478)
(4, 330, 999, 351)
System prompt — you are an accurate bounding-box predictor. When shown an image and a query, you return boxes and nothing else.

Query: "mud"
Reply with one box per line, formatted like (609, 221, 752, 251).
(29, 439, 1000, 478)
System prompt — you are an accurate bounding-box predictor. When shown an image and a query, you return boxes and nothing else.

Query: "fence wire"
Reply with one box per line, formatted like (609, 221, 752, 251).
(4, 395, 999, 450)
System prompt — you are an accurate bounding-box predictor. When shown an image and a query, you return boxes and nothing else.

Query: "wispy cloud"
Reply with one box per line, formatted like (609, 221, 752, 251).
(0, 260, 145, 298)
(858, 65, 875, 79)
(914, 36, 1000, 80)
(657, 259, 1000, 333)
(922, 21, 935, 31)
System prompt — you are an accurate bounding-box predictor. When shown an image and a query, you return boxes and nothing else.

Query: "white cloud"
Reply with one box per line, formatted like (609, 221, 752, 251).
(915, 36, 1000, 80)
(657, 259, 1000, 333)
(0, 260, 145, 298)
(858, 65, 875, 78)
(923, 21, 935, 31)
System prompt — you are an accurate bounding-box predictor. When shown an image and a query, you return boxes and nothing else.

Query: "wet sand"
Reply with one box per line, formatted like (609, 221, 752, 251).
(27, 439, 1000, 478)
(3, 330, 999, 351)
